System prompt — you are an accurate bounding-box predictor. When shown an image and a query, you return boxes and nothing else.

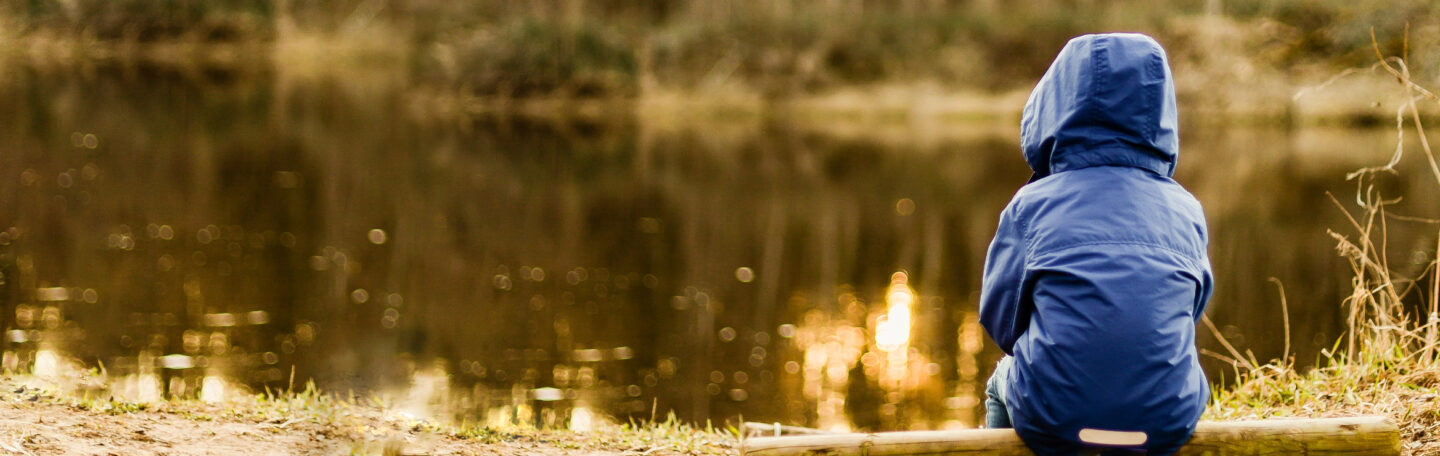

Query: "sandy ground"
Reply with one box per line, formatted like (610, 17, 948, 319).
(0, 384, 649, 456)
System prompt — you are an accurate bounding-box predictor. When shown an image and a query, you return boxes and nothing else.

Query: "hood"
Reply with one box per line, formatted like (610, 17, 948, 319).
(1020, 33, 1179, 181)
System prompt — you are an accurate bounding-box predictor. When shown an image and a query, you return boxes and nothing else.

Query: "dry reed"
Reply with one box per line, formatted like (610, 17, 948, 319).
(1208, 30, 1440, 455)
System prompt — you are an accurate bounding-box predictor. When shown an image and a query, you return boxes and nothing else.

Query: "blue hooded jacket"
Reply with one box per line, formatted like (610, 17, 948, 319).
(979, 34, 1213, 455)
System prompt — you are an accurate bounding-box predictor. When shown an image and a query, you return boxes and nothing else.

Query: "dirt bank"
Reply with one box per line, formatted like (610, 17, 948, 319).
(0, 378, 733, 456)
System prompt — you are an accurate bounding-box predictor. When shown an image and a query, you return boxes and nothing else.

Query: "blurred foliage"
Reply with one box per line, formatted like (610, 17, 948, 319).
(7, 0, 273, 41)
(2, 0, 1438, 97)
(1222, 0, 1435, 68)
(440, 19, 639, 97)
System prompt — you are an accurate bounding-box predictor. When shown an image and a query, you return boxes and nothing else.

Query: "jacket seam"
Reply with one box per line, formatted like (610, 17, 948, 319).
(1143, 53, 1158, 141)
(1015, 200, 1034, 259)
(1091, 36, 1107, 119)
(1030, 240, 1204, 269)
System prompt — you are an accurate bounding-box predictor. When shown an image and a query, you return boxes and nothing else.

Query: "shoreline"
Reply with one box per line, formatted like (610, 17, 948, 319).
(1, 36, 1433, 130)
(0, 373, 735, 456)
(0, 367, 1424, 455)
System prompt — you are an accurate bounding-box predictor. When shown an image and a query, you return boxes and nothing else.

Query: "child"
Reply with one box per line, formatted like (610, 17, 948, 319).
(979, 33, 1214, 456)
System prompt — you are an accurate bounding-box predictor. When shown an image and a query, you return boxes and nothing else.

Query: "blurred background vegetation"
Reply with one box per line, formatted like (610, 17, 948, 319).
(1, 0, 1437, 118)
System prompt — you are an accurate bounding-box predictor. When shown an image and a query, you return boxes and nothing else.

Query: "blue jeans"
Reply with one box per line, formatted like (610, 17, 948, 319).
(985, 356, 1013, 428)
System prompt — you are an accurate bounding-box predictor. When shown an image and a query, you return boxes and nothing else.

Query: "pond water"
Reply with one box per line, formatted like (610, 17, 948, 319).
(0, 61, 1436, 431)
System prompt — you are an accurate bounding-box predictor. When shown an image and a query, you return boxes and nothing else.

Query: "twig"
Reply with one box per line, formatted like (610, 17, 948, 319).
(1385, 213, 1440, 224)
(1370, 27, 1440, 191)
(1268, 278, 1291, 365)
(1430, 231, 1440, 365)
(261, 417, 304, 429)
(1201, 315, 1256, 371)
(1199, 348, 1241, 367)
(1371, 28, 1440, 103)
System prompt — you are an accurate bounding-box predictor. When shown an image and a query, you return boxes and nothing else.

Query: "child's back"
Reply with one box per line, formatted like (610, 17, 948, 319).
(979, 34, 1213, 456)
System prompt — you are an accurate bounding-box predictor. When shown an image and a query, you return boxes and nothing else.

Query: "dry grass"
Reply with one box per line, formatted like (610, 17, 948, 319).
(2, 351, 738, 455)
(1207, 32, 1440, 456)
(1, 370, 738, 455)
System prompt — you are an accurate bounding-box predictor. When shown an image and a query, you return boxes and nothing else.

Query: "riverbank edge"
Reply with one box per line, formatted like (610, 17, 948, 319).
(0, 372, 737, 455)
(0, 366, 1427, 455)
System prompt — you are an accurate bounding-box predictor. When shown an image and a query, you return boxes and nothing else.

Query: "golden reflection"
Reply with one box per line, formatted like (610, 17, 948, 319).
(41, 306, 62, 329)
(930, 312, 982, 428)
(204, 313, 237, 327)
(895, 198, 916, 216)
(35, 287, 69, 302)
(513, 387, 535, 426)
(246, 310, 270, 325)
(485, 405, 513, 427)
(168, 377, 187, 398)
(367, 228, 388, 244)
(397, 362, 451, 420)
(569, 404, 595, 431)
(796, 305, 865, 432)
(735, 267, 755, 283)
(115, 374, 163, 403)
(875, 273, 915, 352)
(201, 373, 227, 403)
(159, 354, 195, 369)
(787, 272, 979, 430)
(115, 352, 163, 403)
(33, 349, 58, 377)
(15, 305, 34, 328)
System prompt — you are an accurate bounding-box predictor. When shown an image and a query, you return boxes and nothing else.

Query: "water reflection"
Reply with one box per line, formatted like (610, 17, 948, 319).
(875, 272, 913, 351)
(33, 349, 58, 377)
(0, 60, 1435, 433)
(201, 374, 228, 403)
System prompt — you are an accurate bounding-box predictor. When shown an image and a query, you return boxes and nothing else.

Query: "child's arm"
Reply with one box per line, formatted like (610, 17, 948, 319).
(1193, 230, 1215, 319)
(979, 202, 1031, 355)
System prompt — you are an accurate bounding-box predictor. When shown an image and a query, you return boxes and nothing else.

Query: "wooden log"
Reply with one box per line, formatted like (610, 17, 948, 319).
(741, 416, 1400, 456)
(742, 422, 839, 437)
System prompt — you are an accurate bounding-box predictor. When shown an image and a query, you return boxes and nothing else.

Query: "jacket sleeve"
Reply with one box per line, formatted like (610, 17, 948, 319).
(979, 201, 1031, 355)
(1194, 267, 1214, 319)
(1193, 228, 1214, 319)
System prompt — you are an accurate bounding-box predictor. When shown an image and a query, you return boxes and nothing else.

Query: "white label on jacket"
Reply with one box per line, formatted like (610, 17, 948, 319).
(1078, 428, 1148, 446)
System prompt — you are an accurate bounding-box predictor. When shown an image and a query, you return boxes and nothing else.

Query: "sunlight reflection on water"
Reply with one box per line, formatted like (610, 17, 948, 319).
(33, 349, 58, 378)
(201, 374, 227, 403)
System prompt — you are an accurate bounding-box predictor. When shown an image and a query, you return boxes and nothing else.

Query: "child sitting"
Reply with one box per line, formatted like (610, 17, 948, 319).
(979, 33, 1214, 456)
